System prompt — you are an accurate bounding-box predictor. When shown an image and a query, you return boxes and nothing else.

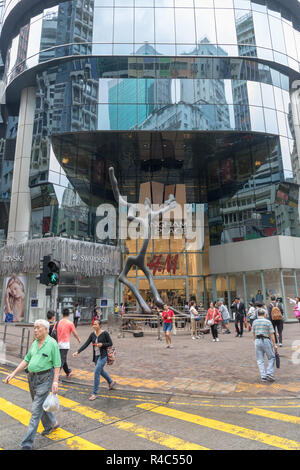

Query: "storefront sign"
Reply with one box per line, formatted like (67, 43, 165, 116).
(147, 254, 179, 275)
(0, 238, 121, 277)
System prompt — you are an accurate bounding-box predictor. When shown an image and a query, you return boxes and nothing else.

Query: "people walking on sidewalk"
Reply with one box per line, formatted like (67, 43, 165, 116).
(231, 297, 246, 337)
(189, 301, 199, 339)
(73, 319, 116, 401)
(92, 304, 102, 325)
(268, 296, 284, 346)
(248, 302, 257, 328)
(57, 308, 81, 379)
(252, 309, 278, 383)
(217, 300, 231, 334)
(287, 296, 300, 322)
(204, 302, 222, 342)
(4, 319, 61, 449)
(161, 304, 174, 348)
(73, 303, 81, 328)
(47, 310, 56, 336)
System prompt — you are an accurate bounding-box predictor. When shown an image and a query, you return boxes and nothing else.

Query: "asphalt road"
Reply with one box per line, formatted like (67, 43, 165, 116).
(1, 364, 300, 451)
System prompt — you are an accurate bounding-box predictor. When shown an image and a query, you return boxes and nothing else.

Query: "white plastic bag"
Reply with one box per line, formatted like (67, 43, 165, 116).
(43, 392, 60, 413)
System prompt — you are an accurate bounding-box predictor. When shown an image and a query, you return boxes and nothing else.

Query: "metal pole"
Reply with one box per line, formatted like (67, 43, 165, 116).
(242, 272, 247, 306)
(280, 269, 287, 321)
(261, 270, 266, 305)
(20, 328, 25, 358)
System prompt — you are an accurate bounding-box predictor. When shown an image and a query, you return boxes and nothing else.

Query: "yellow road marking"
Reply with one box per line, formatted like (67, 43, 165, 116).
(248, 408, 300, 424)
(0, 397, 105, 450)
(137, 403, 300, 450)
(3, 376, 208, 450)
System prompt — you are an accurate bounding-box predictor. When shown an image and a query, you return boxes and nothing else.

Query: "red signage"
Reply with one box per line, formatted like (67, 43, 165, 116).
(147, 254, 179, 275)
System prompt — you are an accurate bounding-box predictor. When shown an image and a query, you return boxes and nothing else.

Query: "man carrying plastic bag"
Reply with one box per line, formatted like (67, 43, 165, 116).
(4, 319, 61, 449)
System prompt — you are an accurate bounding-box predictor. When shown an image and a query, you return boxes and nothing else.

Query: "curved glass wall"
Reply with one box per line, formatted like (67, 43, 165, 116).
(3, 0, 300, 88)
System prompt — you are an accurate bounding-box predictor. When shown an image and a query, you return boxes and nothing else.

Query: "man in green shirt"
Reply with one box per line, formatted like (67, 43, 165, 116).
(5, 319, 61, 449)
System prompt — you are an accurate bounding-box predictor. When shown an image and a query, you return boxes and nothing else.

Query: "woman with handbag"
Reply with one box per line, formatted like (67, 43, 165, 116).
(287, 296, 300, 322)
(204, 302, 222, 342)
(73, 319, 116, 400)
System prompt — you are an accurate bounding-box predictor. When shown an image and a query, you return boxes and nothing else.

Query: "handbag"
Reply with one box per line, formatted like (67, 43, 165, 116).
(207, 309, 215, 326)
(294, 307, 300, 318)
(107, 346, 116, 365)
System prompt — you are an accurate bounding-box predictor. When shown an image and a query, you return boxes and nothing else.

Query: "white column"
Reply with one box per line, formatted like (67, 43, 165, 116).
(7, 87, 36, 245)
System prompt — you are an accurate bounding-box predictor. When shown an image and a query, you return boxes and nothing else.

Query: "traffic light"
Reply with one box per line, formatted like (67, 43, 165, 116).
(37, 255, 60, 286)
(47, 257, 60, 286)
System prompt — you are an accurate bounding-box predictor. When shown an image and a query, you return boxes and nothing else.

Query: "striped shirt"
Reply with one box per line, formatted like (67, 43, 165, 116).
(252, 318, 274, 338)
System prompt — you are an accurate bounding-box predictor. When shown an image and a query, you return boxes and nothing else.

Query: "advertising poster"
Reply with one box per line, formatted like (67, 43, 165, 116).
(3, 275, 26, 322)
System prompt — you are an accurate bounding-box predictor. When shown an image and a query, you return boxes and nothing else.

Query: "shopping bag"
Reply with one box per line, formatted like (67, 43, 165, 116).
(43, 392, 60, 413)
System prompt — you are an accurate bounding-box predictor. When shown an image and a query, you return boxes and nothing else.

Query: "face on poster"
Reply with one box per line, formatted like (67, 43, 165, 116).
(3, 275, 26, 322)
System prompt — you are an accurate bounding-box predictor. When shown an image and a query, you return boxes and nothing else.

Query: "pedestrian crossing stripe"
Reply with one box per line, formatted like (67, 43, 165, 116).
(0, 397, 105, 450)
(2, 376, 208, 450)
(137, 403, 300, 451)
(248, 408, 300, 424)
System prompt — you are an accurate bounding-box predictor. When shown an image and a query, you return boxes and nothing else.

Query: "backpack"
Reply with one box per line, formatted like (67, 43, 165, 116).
(270, 303, 283, 321)
(50, 322, 58, 342)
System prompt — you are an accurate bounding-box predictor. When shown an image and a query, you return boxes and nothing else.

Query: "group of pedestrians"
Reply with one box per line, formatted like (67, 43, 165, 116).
(4, 308, 115, 450)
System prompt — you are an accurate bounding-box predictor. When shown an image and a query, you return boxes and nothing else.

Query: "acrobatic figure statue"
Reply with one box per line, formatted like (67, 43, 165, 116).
(109, 167, 178, 315)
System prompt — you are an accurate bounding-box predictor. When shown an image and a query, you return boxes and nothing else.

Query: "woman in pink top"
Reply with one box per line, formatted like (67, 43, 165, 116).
(57, 308, 81, 378)
(204, 302, 222, 342)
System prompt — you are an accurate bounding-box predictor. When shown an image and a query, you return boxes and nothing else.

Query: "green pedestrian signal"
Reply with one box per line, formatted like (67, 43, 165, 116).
(48, 272, 59, 285)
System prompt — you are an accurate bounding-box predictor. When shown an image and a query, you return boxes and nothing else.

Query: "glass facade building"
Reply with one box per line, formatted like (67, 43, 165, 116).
(1, 0, 300, 321)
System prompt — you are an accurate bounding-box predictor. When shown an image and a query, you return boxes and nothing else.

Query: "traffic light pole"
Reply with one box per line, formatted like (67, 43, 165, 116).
(50, 284, 59, 321)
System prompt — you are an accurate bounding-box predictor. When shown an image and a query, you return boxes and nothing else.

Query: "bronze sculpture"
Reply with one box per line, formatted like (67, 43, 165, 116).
(109, 167, 178, 315)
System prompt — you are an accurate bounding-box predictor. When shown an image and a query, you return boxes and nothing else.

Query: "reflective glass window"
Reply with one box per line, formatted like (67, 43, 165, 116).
(282, 22, 297, 60)
(249, 106, 265, 132)
(280, 136, 293, 173)
(175, 9, 196, 44)
(247, 82, 262, 107)
(269, 16, 286, 54)
(264, 108, 278, 134)
(261, 83, 275, 109)
(195, 9, 217, 46)
(155, 0, 174, 6)
(93, 8, 113, 42)
(135, 8, 154, 43)
(215, 9, 238, 50)
(114, 8, 134, 43)
(115, 0, 133, 5)
(155, 8, 175, 43)
(175, 0, 193, 7)
(273, 87, 284, 113)
(214, 0, 233, 7)
(234, 0, 251, 8)
(194, 0, 214, 7)
(252, 11, 272, 50)
(135, 0, 154, 5)
(252, 1, 267, 13)
(277, 111, 287, 137)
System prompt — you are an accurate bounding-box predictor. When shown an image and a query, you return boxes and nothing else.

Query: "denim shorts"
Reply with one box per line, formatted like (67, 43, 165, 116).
(222, 319, 230, 324)
(163, 323, 173, 333)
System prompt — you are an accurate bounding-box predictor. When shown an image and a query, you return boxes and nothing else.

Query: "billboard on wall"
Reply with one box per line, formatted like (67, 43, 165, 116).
(3, 275, 26, 322)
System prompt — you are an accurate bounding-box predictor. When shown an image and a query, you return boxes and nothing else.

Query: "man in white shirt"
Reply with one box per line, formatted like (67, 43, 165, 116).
(218, 300, 231, 334)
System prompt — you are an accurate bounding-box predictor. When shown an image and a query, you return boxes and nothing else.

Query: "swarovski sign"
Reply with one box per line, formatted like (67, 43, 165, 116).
(0, 238, 121, 277)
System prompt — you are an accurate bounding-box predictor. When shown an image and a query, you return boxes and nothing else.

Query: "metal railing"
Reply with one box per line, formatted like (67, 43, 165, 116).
(0, 324, 31, 359)
(118, 313, 209, 340)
